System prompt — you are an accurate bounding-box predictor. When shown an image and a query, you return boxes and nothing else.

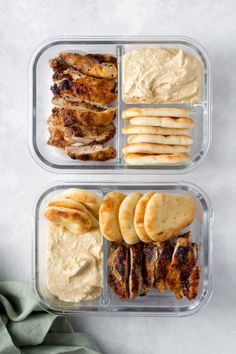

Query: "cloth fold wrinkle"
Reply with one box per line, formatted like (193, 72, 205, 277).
(0, 281, 101, 354)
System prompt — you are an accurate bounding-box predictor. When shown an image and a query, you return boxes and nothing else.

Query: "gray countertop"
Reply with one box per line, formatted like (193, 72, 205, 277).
(1, 0, 236, 353)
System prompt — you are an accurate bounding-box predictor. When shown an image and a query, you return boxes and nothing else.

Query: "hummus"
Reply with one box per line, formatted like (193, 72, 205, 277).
(46, 222, 102, 303)
(122, 47, 203, 104)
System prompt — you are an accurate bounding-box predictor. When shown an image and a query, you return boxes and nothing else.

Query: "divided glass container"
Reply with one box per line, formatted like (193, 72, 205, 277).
(32, 181, 213, 316)
(29, 36, 211, 174)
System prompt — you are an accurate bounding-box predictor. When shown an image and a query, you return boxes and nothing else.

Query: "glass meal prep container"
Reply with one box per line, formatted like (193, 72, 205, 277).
(29, 36, 211, 174)
(32, 181, 213, 316)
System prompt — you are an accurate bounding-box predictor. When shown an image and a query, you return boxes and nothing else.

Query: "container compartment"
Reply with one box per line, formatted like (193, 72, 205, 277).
(33, 181, 213, 316)
(29, 36, 211, 173)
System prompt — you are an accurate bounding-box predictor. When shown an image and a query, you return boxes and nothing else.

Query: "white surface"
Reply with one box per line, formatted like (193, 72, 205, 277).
(0, 0, 236, 353)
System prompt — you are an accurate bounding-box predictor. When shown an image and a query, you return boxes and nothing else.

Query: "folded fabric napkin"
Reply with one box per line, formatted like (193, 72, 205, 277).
(0, 281, 102, 354)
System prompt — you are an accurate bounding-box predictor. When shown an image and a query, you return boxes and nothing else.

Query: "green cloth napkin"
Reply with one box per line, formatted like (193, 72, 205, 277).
(0, 282, 102, 354)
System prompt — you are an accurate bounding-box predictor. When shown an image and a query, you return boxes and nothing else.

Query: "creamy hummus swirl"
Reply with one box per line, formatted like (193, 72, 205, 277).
(46, 222, 102, 303)
(122, 47, 203, 104)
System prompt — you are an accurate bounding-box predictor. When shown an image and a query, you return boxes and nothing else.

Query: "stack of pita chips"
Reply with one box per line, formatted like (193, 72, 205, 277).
(122, 107, 194, 165)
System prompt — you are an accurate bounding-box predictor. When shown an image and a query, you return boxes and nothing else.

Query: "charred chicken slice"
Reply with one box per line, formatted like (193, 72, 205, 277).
(65, 144, 116, 161)
(129, 243, 143, 299)
(108, 245, 129, 300)
(52, 96, 104, 111)
(48, 123, 116, 146)
(49, 107, 116, 127)
(166, 235, 200, 300)
(142, 243, 158, 293)
(52, 70, 117, 92)
(50, 52, 117, 79)
(154, 241, 174, 292)
(47, 128, 70, 148)
(51, 78, 117, 108)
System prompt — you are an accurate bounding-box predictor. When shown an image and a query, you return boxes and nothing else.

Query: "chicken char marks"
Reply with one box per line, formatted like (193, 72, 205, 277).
(129, 243, 143, 299)
(108, 232, 200, 301)
(142, 243, 158, 293)
(108, 245, 129, 301)
(167, 234, 200, 300)
(154, 241, 174, 292)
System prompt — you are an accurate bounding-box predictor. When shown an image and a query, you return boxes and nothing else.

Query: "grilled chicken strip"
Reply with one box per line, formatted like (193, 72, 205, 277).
(167, 235, 200, 300)
(49, 107, 116, 127)
(65, 144, 116, 161)
(52, 70, 117, 93)
(108, 245, 129, 300)
(154, 241, 174, 292)
(47, 128, 70, 148)
(48, 122, 116, 146)
(50, 52, 117, 79)
(52, 96, 104, 111)
(51, 79, 117, 108)
(129, 243, 143, 299)
(142, 243, 158, 293)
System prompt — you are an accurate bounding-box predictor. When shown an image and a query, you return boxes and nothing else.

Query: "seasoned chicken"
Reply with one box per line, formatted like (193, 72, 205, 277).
(49, 107, 116, 127)
(52, 70, 117, 92)
(48, 123, 116, 146)
(166, 235, 200, 300)
(108, 245, 129, 301)
(142, 243, 158, 293)
(52, 96, 104, 111)
(64, 124, 115, 145)
(65, 144, 116, 161)
(129, 243, 143, 299)
(51, 79, 117, 108)
(47, 128, 70, 148)
(50, 52, 117, 79)
(86, 53, 117, 66)
(154, 241, 174, 292)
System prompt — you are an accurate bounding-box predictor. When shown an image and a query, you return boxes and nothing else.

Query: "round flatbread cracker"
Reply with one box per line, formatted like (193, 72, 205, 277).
(134, 192, 155, 243)
(118, 192, 143, 244)
(127, 134, 193, 146)
(124, 153, 190, 165)
(62, 188, 101, 218)
(122, 107, 190, 119)
(123, 143, 189, 155)
(144, 193, 195, 242)
(128, 117, 194, 129)
(122, 125, 190, 136)
(99, 191, 126, 242)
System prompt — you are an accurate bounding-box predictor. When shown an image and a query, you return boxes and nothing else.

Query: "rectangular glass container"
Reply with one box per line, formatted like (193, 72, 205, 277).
(29, 36, 211, 174)
(32, 181, 213, 316)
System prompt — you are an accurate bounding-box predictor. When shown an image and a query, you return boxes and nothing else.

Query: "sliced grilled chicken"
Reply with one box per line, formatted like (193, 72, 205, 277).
(108, 245, 129, 301)
(51, 78, 117, 108)
(50, 52, 117, 79)
(52, 96, 104, 111)
(64, 123, 116, 145)
(65, 144, 116, 161)
(154, 241, 174, 292)
(85, 53, 117, 66)
(142, 243, 158, 293)
(129, 243, 143, 299)
(49, 107, 116, 128)
(48, 123, 116, 146)
(167, 235, 200, 300)
(47, 128, 70, 148)
(187, 264, 201, 300)
(52, 70, 117, 93)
